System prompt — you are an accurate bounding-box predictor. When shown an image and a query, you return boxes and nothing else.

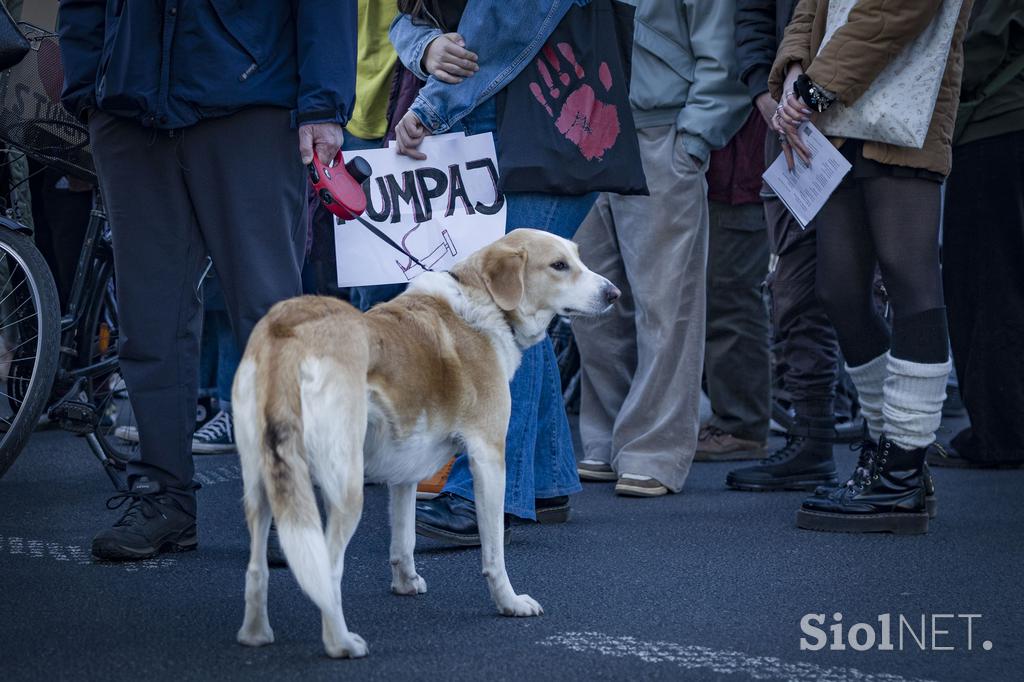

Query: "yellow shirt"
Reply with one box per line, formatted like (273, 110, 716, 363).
(346, 0, 399, 141)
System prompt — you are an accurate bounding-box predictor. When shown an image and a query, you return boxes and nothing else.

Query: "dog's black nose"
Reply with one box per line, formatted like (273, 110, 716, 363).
(604, 285, 621, 305)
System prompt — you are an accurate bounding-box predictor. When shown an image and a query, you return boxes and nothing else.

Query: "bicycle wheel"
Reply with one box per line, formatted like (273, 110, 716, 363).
(0, 229, 61, 477)
(78, 258, 138, 468)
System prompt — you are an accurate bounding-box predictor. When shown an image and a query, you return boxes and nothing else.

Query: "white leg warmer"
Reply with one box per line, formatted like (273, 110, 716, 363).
(883, 354, 952, 449)
(846, 353, 888, 441)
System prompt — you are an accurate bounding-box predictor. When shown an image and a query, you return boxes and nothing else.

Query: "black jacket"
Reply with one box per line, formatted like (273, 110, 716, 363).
(735, 0, 798, 100)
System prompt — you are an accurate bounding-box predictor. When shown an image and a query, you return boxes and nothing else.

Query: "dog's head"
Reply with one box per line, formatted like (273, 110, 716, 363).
(456, 228, 620, 347)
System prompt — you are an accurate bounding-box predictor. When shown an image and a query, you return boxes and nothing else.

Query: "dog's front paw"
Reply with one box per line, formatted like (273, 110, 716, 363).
(237, 623, 275, 647)
(391, 573, 427, 596)
(325, 631, 369, 659)
(498, 593, 543, 617)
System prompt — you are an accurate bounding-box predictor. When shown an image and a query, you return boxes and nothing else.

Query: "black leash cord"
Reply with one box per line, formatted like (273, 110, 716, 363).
(352, 215, 434, 273)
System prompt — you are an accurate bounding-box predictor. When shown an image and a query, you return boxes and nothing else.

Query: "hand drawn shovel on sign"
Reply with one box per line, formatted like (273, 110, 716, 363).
(396, 223, 458, 280)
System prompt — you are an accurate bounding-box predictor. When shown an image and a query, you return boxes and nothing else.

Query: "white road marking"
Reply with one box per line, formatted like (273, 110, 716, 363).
(539, 632, 936, 682)
(0, 535, 176, 571)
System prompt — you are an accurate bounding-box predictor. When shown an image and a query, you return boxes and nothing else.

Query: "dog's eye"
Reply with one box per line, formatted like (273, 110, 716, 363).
(550, 261, 569, 272)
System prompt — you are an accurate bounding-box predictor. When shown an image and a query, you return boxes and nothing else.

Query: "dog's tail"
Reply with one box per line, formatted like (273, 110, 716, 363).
(257, 334, 335, 611)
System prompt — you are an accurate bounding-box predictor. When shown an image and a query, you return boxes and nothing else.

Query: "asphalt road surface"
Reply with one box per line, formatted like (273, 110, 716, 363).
(1, 418, 1021, 682)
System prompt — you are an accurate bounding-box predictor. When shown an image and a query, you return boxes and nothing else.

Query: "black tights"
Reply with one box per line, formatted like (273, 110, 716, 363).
(815, 174, 948, 366)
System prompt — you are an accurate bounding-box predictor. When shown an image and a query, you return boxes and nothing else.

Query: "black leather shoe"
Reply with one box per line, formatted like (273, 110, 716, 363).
(535, 496, 571, 523)
(92, 477, 198, 561)
(797, 436, 929, 535)
(415, 493, 511, 546)
(726, 418, 836, 492)
(812, 439, 937, 519)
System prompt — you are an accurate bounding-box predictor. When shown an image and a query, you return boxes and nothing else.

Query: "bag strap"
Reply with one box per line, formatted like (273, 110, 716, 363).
(954, 52, 1024, 144)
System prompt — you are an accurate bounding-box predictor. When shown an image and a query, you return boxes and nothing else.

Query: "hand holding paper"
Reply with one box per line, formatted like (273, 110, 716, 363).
(762, 121, 851, 229)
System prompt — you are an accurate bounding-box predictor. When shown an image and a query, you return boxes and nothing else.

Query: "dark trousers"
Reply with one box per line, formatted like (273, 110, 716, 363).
(90, 108, 307, 504)
(704, 201, 771, 442)
(944, 129, 1024, 463)
(764, 195, 840, 417)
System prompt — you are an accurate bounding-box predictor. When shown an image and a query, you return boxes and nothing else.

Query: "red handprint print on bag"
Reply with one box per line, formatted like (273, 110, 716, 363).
(528, 43, 621, 162)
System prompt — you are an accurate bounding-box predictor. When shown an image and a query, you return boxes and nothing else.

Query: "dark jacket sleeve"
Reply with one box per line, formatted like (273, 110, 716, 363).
(57, 0, 107, 122)
(293, 0, 358, 126)
(735, 0, 778, 101)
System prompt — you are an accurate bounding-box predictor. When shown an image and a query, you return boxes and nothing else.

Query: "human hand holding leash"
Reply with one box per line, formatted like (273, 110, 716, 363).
(423, 33, 479, 84)
(395, 111, 430, 160)
(299, 122, 345, 165)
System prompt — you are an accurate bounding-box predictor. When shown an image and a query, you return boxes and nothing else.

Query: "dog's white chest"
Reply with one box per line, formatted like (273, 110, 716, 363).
(362, 408, 457, 485)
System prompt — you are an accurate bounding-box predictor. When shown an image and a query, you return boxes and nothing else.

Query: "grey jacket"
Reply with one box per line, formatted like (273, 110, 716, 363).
(628, 0, 750, 161)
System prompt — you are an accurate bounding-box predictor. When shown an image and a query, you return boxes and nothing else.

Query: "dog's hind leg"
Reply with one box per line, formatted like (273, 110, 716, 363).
(388, 482, 427, 595)
(234, 359, 275, 647)
(237, 481, 274, 647)
(319, 478, 366, 658)
(465, 434, 543, 617)
(299, 357, 369, 659)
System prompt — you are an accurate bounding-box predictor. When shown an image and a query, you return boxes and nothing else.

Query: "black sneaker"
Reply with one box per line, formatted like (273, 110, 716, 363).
(92, 478, 198, 561)
(191, 410, 235, 454)
(725, 417, 836, 492)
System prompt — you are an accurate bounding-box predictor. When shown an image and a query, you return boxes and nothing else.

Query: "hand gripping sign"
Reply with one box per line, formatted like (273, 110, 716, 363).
(331, 133, 507, 288)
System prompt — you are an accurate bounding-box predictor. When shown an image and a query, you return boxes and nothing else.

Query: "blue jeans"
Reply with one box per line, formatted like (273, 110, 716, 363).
(442, 189, 596, 519)
(436, 100, 594, 519)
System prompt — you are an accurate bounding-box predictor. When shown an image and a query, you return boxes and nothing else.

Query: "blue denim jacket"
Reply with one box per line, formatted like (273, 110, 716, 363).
(389, 0, 588, 133)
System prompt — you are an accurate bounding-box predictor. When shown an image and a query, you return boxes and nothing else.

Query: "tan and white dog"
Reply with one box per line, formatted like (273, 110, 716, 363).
(233, 229, 619, 659)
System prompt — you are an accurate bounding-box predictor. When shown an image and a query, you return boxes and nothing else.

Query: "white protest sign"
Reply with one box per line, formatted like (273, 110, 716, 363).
(333, 132, 507, 287)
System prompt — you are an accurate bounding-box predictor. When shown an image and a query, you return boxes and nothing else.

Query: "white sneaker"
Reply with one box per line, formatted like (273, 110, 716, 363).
(577, 459, 617, 481)
(191, 410, 236, 454)
(614, 473, 669, 497)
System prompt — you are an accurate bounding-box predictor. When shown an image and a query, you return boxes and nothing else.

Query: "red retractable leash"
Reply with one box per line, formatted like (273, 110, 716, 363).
(307, 150, 433, 272)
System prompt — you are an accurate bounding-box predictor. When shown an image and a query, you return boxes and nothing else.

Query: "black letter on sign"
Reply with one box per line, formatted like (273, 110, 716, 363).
(414, 167, 448, 222)
(364, 176, 392, 222)
(466, 158, 505, 216)
(386, 170, 426, 223)
(446, 164, 475, 217)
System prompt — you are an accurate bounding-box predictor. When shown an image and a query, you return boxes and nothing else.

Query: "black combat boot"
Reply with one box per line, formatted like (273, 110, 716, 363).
(92, 477, 198, 561)
(797, 436, 930, 535)
(811, 439, 937, 518)
(725, 417, 837, 492)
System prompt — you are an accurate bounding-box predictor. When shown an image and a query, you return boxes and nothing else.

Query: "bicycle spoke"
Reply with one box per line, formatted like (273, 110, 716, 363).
(0, 296, 31, 328)
(0, 387, 23, 406)
(0, 276, 27, 310)
(0, 310, 37, 334)
(0, 253, 17, 293)
(1, 331, 38, 357)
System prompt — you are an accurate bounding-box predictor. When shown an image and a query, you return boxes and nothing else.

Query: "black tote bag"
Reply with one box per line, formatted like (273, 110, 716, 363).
(495, 0, 647, 196)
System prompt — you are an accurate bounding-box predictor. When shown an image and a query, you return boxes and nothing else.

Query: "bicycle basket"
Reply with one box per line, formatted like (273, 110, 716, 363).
(0, 23, 94, 182)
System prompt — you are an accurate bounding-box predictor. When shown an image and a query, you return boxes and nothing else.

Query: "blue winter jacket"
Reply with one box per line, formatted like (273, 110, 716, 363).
(58, 0, 357, 130)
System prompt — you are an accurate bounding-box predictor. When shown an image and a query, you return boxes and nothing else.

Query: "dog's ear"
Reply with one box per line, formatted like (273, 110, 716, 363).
(482, 245, 527, 311)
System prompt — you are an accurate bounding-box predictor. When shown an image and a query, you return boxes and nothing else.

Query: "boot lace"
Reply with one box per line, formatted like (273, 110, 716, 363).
(844, 439, 883, 491)
(763, 434, 806, 464)
(106, 491, 166, 527)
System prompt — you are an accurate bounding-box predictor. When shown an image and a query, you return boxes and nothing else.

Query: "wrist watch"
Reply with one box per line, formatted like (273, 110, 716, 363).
(794, 74, 837, 113)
